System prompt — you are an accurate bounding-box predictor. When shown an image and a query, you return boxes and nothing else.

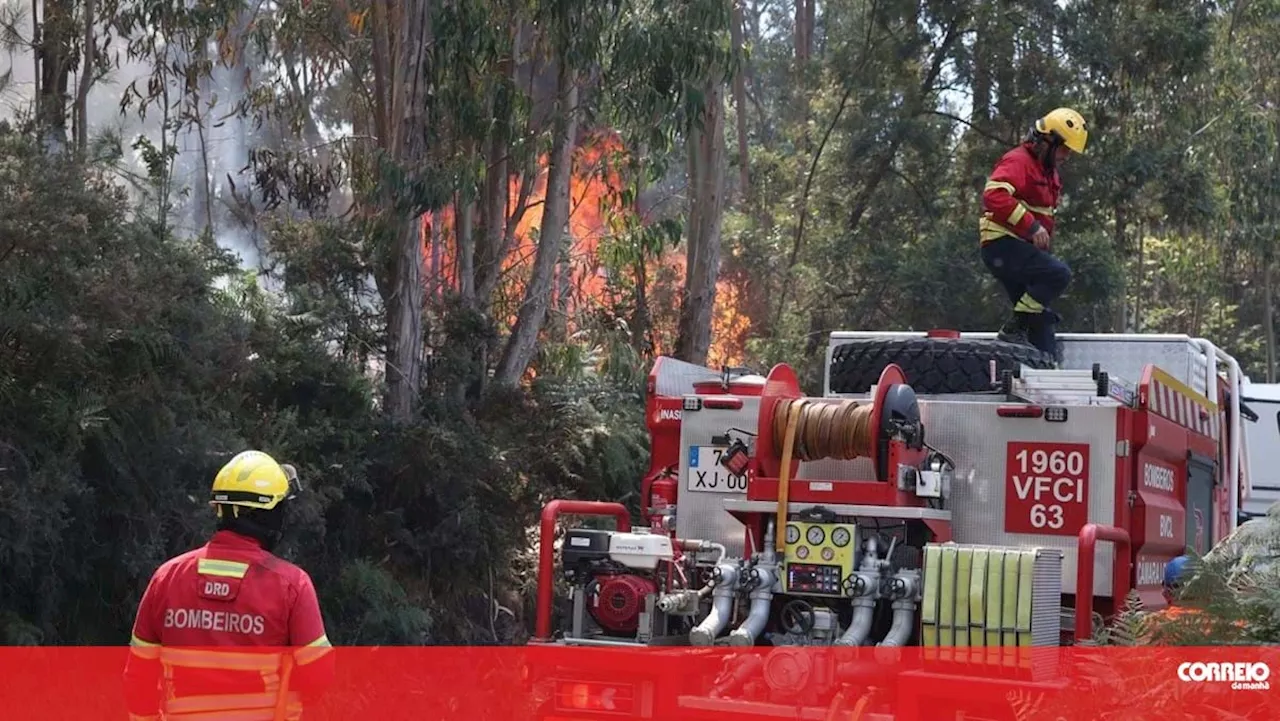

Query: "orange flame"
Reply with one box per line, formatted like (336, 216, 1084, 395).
(422, 132, 747, 370)
(641, 252, 749, 368)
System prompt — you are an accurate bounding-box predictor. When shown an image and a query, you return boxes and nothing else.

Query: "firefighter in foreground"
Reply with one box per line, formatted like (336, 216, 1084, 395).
(123, 450, 335, 721)
(979, 107, 1088, 356)
(1141, 552, 1260, 643)
(1137, 555, 1206, 643)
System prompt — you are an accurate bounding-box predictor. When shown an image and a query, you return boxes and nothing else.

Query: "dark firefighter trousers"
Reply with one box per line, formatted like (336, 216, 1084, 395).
(980, 236, 1072, 355)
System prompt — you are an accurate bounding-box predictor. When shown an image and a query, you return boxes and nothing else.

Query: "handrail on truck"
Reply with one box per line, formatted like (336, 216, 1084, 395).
(533, 499, 632, 642)
(1074, 523, 1132, 643)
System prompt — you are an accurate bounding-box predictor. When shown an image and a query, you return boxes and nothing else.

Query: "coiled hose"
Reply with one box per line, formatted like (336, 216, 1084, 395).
(771, 398, 875, 461)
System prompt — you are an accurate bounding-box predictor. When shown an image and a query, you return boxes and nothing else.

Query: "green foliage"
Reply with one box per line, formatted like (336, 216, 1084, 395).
(12, 0, 1280, 652)
(1084, 515, 1280, 648)
(324, 560, 434, 645)
(1, 126, 263, 642)
(0, 124, 648, 644)
(1053, 230, 1125, 330)
(1089, 590, 1148, 647)
(1024, 546, 1280, 719)
(602, 0, 734, 156)
(1161, 513, 1280, 644)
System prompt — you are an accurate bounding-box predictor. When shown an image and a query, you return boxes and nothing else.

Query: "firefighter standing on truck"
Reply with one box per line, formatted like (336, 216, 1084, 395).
(979, 107, 1088, 357)
(123, 450, 335, 721)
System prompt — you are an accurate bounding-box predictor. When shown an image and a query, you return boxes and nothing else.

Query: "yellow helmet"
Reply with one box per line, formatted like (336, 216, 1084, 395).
(210, 450, 300, 512)
(1034, 107, 1088, 154)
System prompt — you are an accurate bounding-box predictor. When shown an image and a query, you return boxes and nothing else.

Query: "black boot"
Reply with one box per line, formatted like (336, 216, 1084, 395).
(1042, 307, 1063, 366)
(997, 313, 1032, 346)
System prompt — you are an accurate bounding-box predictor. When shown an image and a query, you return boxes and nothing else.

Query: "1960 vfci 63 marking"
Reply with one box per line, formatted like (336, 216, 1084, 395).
(687, 446, 748, 492)
(1004, 440, 1090, 537)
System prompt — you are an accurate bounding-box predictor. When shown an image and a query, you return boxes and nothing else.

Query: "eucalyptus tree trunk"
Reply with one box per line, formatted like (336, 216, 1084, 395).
(493, 64, 580, 388)
(37, 0, 75, 153)
(674, 76, 727, 366)
(1266, 260, 1276, 383)
(475, 21, 530, 308)
(369, 0, 432, 423)
(74, 0, 94, 154)
(730, 0, 750, 202)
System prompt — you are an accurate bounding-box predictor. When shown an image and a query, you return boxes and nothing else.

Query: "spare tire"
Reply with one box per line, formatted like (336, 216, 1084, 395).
(828, 337, 1056, 395)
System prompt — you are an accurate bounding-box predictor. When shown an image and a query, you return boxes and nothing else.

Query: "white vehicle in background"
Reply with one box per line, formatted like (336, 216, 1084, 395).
(1241, 379, 1280, 521)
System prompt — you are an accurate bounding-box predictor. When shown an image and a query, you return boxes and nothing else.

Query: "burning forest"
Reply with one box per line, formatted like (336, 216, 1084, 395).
(421, 130, 750, 372)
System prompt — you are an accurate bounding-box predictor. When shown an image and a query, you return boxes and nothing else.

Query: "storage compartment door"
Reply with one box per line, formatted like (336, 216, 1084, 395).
(1186, 453, 1215, 556)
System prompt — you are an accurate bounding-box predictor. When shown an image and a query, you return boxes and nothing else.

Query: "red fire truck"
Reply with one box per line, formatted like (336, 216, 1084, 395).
(526, 330, 1252, 719)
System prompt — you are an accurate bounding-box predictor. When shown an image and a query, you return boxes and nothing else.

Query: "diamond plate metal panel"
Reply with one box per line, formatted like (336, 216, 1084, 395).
(1059, 337, 1209, 397)
(654, 357, 721, 398)
(921, 400, 1118, 596)
(676, 400, 759, 557)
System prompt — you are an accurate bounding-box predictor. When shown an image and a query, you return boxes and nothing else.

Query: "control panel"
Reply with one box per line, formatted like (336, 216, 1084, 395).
(782, 519, 857, 596)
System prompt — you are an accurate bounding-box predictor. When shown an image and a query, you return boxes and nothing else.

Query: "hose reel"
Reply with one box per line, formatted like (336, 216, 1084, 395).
(771, 399, 876, 462)
(752, 363, 926, 554)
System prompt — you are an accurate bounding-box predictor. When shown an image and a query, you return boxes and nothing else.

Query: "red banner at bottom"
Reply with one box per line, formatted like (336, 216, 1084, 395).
(4, 645, 1279, 720)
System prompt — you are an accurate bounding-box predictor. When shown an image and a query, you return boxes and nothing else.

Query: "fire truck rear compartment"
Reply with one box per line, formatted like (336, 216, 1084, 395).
(797, 400, 1120, 597)
(529, 329, 1250, 719)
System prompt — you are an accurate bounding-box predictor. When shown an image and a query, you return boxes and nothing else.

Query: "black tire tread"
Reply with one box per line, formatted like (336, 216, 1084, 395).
(828, 337, 1056, 395)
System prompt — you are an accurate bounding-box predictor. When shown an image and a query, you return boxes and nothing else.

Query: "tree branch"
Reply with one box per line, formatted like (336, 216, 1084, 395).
(771, 0, 884, 330)
(928, 109, 1009, 146)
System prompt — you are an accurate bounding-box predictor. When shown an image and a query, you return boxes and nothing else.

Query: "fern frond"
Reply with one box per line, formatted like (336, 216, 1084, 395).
(1006, 688, 1053, 721)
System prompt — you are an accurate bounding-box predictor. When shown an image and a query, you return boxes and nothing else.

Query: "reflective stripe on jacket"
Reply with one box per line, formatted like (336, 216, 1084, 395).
(157, 648, 303, 721)
(980, 142, 1062, 246)
(123, 530, 334, 719)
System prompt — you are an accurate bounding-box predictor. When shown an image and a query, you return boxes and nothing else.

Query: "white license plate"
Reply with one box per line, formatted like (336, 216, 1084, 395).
(687, 446, 748, 493)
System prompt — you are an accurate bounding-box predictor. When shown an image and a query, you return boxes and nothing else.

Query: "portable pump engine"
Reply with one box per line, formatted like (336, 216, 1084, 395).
(560, 527, 688, 638)
(557, 518, 931, 647)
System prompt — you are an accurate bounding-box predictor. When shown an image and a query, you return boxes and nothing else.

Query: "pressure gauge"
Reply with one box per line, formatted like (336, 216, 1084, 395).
(831, 527, 851, 547)
(786, 524, 800, 544)
(796, 546, 809, 559)
(822, 547, 835, 561)
(807, 526, 825, 545)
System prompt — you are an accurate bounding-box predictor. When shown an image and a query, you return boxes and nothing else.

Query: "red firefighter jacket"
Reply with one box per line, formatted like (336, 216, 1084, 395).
(980, 142, 1062, 246)
(123, 530, 335, 721)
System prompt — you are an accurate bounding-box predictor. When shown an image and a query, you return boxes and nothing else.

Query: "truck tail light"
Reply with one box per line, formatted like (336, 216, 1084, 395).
(997, 405, 1043, 418)
(554, 680, 634, 714)
(703, 397, 743, 410)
